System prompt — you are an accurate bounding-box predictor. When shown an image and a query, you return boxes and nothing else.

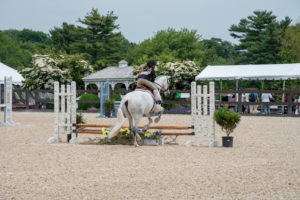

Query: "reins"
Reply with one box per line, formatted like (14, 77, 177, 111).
(154, 77, 169, 92)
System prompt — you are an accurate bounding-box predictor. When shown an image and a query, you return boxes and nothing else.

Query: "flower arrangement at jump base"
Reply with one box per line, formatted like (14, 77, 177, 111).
(99, 127, 162, 145)
(101, 128, 131, 137)
(143, 130, 162, 145)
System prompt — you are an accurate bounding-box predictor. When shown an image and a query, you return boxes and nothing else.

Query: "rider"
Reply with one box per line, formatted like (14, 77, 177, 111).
(137, 59, 162, 104)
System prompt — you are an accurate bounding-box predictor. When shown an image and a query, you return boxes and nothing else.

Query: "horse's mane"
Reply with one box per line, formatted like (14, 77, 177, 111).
(155, 75, 168, 80)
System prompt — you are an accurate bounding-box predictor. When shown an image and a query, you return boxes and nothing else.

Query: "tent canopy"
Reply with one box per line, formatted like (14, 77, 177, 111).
(0, 62, 24, 85)
(195, 63, 300, 81)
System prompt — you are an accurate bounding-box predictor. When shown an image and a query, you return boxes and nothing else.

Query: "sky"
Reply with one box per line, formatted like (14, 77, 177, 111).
(1, 0, 299, 44)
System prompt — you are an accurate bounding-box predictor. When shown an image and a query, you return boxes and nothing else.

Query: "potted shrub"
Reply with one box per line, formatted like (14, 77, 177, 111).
(214, 106, 241, 147)
(104, 99, 115, 117)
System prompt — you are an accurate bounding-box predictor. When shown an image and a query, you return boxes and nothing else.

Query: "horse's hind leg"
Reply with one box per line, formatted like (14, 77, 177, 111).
(132, 114, 143, 147)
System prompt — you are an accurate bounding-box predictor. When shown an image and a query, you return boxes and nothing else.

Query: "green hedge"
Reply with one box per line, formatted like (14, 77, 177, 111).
(78, 93, 100, 110)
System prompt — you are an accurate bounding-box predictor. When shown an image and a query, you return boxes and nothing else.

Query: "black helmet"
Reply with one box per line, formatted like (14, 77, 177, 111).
(147, 59, 157, 68)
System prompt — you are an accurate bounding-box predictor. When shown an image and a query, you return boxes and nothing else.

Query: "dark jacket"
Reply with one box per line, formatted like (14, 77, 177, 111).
(137, 68, 156, 82)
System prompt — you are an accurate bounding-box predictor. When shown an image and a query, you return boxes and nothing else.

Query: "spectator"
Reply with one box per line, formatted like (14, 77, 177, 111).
(261, 90, 273, 114)
(295, 94, 300, 115)
(228, 94, 236, 111)
(249, 90, 259, 113)
(242, 92, 249, 114)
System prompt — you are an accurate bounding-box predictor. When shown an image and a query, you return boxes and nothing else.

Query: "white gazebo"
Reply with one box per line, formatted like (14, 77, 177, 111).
(0, 62, 24, 85)
(82, 60, 135, 90)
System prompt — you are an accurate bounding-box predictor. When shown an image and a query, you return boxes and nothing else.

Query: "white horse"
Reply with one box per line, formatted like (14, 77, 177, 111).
(108, 76, 170, 146)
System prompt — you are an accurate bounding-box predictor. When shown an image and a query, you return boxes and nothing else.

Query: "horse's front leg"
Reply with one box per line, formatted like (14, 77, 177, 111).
(143, 114, 153, 130)
(153, 104, 164, 123)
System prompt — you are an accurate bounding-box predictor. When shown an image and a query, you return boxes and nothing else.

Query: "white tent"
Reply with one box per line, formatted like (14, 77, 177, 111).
(196, 63, 300, 81)
(0, 62, 24, 85)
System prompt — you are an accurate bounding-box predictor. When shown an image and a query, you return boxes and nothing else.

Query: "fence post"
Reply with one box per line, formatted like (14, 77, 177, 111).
(238, 90, 242, 113)
(35, 90, 39, 109)
(25, 89, 29, 109)
(287, 91, 292, 115)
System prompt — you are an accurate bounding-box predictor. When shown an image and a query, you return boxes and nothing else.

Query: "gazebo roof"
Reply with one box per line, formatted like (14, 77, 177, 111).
(83, 66, 134, 81)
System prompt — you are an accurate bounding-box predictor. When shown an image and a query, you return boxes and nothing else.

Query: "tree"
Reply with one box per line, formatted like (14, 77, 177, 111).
(3, 29, 51, 44)
(229, 10, 291, 64)
(0, 31, 32, 69)
(279, 23, 300, 63)
(50, 22, 78, 54)
(50, 9, 132, 70)
(126, 28, 214, 66)
(72, 9, 130, 70)
(20, 53, 93, 90)
(202, 38, 236, 64)
(1, 29, 52, 69)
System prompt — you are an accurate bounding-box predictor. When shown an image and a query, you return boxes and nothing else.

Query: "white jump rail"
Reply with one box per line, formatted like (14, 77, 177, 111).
(190, 81, 216, 147)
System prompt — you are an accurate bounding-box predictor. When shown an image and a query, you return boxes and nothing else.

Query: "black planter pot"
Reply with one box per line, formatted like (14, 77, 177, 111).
(222, 136, 234, 147)
(105, 111, 111, 118)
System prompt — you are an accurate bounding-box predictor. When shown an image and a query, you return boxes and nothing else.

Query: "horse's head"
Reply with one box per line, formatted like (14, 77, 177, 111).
(155, 76, 171, 97)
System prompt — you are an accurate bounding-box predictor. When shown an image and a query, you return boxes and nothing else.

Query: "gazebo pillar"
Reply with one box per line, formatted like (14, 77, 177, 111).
(125, 81, 130, 90)
(110, 82, 117, 90)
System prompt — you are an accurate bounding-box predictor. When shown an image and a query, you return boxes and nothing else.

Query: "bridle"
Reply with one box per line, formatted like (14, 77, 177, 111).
(154, 77, 170, 93)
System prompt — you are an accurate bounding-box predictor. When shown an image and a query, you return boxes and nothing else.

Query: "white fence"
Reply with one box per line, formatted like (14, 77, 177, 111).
(0, 76, 14, 126)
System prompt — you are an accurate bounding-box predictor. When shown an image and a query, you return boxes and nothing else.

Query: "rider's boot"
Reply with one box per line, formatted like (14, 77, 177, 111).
(153, 89, 162, 104)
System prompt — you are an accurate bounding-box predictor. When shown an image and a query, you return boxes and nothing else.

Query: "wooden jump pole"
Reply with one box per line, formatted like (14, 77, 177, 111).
(75, 123, 193, 130)
(75, 128, 194, 136)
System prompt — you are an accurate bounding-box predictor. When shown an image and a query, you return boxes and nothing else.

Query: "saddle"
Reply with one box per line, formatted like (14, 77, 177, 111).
(135, 86, 154, 97)
(136, 85, 151, 91)
(135, 86, 162, 105)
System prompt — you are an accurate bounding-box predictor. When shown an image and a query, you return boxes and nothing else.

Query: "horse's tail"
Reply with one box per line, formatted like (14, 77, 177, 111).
(108, 98, 128, 139)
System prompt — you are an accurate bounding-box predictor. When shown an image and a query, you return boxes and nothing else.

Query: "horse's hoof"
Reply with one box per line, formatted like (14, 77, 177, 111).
(143, 125, 149, 130)
(134, 144, 140, 147)
(137, 136, 142, 142)
(154, 117, 160, 123)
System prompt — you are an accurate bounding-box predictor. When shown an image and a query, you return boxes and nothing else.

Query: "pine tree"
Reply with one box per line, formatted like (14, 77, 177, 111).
(229, 10, 291, 64)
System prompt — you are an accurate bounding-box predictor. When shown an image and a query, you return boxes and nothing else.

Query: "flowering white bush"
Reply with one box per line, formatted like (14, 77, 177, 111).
(133, 61, 202, 89)
(21, 54, 93, 90)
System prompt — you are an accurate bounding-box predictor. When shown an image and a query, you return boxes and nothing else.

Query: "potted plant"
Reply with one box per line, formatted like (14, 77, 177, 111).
(104, 99, 115, 117)
(214, 106, 241, 147)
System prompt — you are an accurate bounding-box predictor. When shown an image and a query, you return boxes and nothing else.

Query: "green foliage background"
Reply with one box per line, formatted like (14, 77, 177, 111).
(0, 9, 299, 90)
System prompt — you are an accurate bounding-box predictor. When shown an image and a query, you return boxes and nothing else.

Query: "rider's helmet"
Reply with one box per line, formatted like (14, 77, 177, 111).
(147, 59, 157, 68)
